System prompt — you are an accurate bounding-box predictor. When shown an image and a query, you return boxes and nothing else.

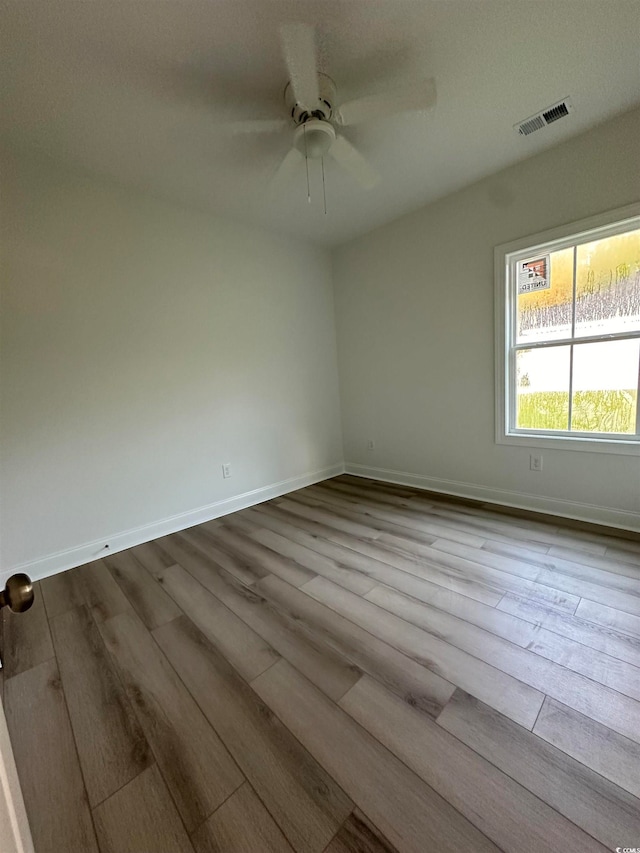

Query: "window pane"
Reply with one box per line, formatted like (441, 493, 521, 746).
(516, 346, 570, 431)
(571, 339, 639, 434)
(575, 228, 640, 336)
(517, 247, 573, 344)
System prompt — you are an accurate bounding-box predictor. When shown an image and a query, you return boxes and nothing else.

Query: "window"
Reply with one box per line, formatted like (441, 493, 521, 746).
(495, 204, 640, 454)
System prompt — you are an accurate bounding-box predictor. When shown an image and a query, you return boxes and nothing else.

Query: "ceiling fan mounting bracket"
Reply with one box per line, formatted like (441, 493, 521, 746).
(284, 73, 337, 125)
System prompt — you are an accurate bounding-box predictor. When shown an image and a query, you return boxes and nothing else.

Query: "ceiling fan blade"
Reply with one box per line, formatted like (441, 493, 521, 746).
(280, 23, 320, 110)
(223, 118, 289, 135)
(336, 77, 436, 126)
(329, 135, 379, 189)
(270, 147, 304, 188)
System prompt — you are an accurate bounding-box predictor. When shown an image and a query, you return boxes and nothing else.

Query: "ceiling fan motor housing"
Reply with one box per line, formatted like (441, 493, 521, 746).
(284, 73, 337, 124)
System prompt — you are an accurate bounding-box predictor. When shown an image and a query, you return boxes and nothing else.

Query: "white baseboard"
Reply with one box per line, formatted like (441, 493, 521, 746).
(3, 463, 345, 586)
(345, 463, 640, 533)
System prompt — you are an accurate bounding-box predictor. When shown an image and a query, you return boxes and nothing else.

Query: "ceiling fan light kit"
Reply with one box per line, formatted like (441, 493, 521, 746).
(294, 119, 336, 159)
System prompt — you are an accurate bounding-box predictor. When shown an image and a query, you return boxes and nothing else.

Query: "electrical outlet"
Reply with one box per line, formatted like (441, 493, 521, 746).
(222, 463, 232, 479)
(366, 439, 375, 451)
(530, 454, 543, 472)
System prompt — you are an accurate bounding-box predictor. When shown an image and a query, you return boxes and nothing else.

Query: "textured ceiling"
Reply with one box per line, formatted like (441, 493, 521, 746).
(2, 1, 639, 246)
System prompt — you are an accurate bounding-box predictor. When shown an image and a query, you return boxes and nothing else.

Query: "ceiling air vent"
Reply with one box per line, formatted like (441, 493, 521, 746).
(514, 97, 574, 136)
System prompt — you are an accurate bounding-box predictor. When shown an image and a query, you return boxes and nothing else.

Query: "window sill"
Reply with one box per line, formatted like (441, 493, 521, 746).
(497, 431, 640, 456)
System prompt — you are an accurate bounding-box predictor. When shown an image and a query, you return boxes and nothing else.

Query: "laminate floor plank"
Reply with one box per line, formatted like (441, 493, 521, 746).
(98, 610, 243, 831)
(93, 764, 194, 853)
(232, 514, 377, 595)
(104, 550, 182, 630)
(476, 539, 640, 599)
(606, 541, 640, 561)
(4, 659, 99, 853)
(480, 538, 554, 564)
(515, 520, 640, 555)
(533, 697, 640, 799)
(548, 544, 640, 580)
(367, 584, 640, 701)
(39, 569, 86, 619)
(349, 533, 510, 606)
(154, 615, 353, 853)
(41, 559, 131, 623)
(449, 501, 604, 545)
(305, 486, 485, 547)
(253, 574, 455, 719)
(174, 528, 270, 585)
(316, 483, 435, 515)
(389, 533, 586, 610)
(486, 538, 640, 592)
(130, 540, 178, 578)
(314, 478, 422, 503)
(210, 524, 323, 588)
(277, 498, 385, 541)
(296, 489, 442, 548)
(575, 598, 640, 639)
(298, 576, 542, 728)
(157, 562, 280, 681)
(341, 675, 606, 853)
(155, 549, 360, 701)
(2, 582, 53, 678)
(497, 593, 640, 666)
(334, 475, 422, 500)
(192, 782, 293, 853)
(252, 659, 500, 853)
(325, 478, 477, 511)
(263, 502, 578, 612)
(472, 504, 638, 551)
(310, 480, 413, 508)
(49, 605, 152, 806)
(318, 481, 552, 553)
(438, 690, 640, 852)
(308, 575, 640, 741)
(376, 533, 580, 612)
(254, 504, 506, 607)
(396, 539, 604, 613)
(228, 509, 372, 593)
(162, 528, 266, 588)
(405, 495, 569, 546)
(367, 583, 538, 647)
(324, 811, 399, 853)
(413, 500, 608, 554)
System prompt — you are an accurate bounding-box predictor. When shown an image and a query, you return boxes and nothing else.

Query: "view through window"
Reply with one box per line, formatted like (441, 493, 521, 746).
(508, 221, 640, 441)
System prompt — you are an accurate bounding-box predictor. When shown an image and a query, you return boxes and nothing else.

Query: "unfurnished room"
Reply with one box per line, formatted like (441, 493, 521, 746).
(1, 2, 640, 852)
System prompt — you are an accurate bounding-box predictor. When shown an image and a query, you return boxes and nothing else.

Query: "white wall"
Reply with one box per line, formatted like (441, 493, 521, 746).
(0, 154, 343, 581)
(333, 107, 640, 530)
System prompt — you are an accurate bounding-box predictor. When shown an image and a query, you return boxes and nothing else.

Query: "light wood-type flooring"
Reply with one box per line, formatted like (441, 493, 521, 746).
(2, 474, 640, 852)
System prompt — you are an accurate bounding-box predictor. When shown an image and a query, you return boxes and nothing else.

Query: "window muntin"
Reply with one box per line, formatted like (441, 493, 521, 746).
(505, 217, 640, 444)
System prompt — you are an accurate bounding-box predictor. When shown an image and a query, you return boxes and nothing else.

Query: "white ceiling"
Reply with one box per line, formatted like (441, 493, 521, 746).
(2, 1, 639, 247)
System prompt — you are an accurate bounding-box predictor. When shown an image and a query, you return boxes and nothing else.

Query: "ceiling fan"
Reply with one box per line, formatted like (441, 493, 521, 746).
(228, 24, 437, 192)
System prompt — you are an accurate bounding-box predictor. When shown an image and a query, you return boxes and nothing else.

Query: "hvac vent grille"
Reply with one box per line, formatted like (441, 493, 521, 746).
(519, 115, 546, 136)
(515, 98, 574, 136)
(543, 102, 570, 124)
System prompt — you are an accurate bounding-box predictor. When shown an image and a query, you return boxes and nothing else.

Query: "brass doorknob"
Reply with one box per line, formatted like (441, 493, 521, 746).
(0, 573, 34, 613)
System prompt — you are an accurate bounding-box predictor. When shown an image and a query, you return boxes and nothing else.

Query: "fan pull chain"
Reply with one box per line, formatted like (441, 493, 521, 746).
(303, 125, 311, 204)
(321, 156, 327, 215)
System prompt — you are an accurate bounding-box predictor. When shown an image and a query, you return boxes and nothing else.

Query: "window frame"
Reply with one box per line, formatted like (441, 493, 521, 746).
(495, 202, 640, 456)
